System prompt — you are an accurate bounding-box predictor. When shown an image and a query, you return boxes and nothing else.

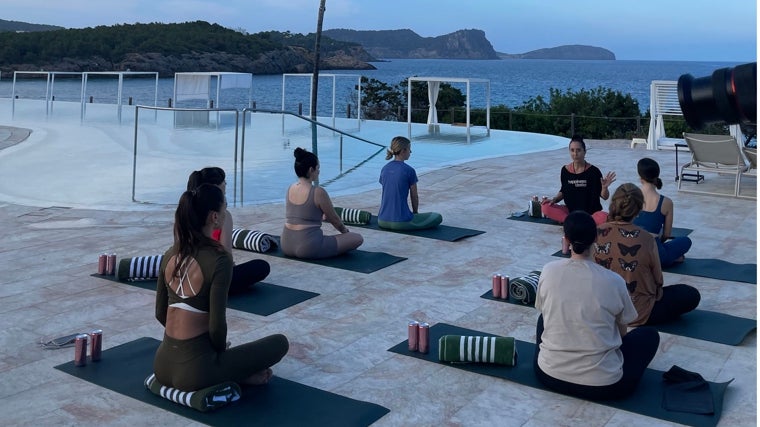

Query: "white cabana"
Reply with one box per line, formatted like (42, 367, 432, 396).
(407, 76, 490, 143)
(281, 73, 363, 129)
(173, 72, 253, 108)
(12, 71, 159, 123)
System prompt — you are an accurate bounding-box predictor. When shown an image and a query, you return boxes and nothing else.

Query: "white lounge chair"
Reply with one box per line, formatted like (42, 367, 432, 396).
(678, 133, 749, 197)
(739, 147, 757, 199)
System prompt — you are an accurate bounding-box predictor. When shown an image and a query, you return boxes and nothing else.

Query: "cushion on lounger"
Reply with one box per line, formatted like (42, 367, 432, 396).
(231, 229, 277, 253)
(333, 207, 372, 225)
(438, 335, 517, 366)
(118, 255, 163, 281)
(144, 373, 241, 412)
(508, 271, 541, 306)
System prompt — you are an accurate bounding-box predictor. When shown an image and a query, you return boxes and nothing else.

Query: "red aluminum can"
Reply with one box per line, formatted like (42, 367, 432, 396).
(97, 254, 107, 275)
(491, 274, 501, 298)
(408, 321, 419, 351)
(74, 334, 88, 367)
(106, 253, 116, 275)
(500, 275, 509, 300)
(562, 236, 570, 255)
(418, 323, 430, 354)
(90, 329, 103, 362)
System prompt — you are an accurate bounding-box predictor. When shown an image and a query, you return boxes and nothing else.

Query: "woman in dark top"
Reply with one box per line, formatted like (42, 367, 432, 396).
(542, 135, 616, 225)
(153, 184, 288, 391)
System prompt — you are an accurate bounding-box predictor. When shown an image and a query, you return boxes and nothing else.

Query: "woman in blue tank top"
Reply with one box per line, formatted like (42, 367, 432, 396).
(633, 158, 692, 267)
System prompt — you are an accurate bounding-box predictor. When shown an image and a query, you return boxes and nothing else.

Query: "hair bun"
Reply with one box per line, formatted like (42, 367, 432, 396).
(294, 147, 307, 159)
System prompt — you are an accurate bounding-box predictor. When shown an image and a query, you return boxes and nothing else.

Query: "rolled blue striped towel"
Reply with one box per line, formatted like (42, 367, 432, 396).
(117, 255, 163, 281)
(144, 373, 241, 412)
(231, 228, 277, 253)
(438, 335, 517, 366)
(333, 207, 372, 225)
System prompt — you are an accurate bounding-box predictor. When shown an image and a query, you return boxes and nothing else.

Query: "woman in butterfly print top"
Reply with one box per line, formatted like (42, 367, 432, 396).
(595, 184, 700, 326)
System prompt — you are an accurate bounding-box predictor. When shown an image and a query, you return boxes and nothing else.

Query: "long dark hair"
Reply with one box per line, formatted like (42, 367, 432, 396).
(187, 167, 226, 191)
(563, 211, 597, 254)
(173, 183, 225, 274)
(637, 158, 663, 189)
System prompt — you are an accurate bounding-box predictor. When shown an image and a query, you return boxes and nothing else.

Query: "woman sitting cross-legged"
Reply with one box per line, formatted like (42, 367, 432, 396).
(633, 158, 692, 267)
(596, 183, 701, 326)
(378, 136, 442, 230)
(153, 184, 288, 391)
(534, 210, 660, 401)
(280, 148, 363, 259)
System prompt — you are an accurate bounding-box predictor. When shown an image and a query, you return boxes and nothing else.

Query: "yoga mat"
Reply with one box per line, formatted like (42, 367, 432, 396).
(508, 212, 693, 238)
(353, 216, 485, 242)
(549, 252, 756, 284)
(388, 323, 730, 427)
(92, 275, 319, 316)
(55, 337, 389, 427)
(480, 290, 755, 346)
(264, 237, 407, 274)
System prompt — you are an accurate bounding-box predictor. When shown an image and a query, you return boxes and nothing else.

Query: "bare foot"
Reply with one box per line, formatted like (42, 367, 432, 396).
(674, 256, 685, 264)
(243, 368, 273, 386)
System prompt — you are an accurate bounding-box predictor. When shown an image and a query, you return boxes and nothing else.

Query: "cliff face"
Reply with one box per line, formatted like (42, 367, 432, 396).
(5, 47, 376, 77)
(499, 45, 616, 60)
(322, 28, 500, 59)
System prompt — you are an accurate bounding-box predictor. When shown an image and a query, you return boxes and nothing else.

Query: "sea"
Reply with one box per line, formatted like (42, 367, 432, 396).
(0, 59, 747, 116)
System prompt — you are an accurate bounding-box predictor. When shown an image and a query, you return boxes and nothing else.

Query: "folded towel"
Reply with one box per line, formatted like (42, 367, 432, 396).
(438, 335, 517, 366)
(334, 207, 372, 225)
(144, 373, 241, 412)
(117, 255, 163, 281)
(508, 271, 541, 306)
(232, 229, 278, 253)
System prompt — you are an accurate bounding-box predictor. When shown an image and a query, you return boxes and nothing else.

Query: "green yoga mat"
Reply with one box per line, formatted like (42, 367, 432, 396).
(388, 323, 730, 427)
(353, 216, 485, 242)
(92, 275, 319, 316)
(549, 251, 756, 284)
(480, 289, 755, 346)
(264, 237, 407, 273)
(55, 337, 389, 427)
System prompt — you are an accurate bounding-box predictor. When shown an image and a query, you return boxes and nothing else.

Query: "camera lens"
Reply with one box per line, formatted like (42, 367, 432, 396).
(677, 62, 756, 129)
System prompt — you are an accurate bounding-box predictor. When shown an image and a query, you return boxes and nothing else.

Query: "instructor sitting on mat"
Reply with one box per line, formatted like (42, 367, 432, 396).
(154, 184, 289, 391)
(534, 210, 660, 401)
(281, 148, 363, 259)
(188, 167, 270, 293)
(377, 136, 442, 230)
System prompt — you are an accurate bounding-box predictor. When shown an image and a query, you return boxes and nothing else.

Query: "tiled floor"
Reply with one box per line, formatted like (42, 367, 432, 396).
(0, 123, 756, 425)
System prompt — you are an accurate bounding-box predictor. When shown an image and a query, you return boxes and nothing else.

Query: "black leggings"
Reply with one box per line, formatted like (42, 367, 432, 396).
(645, 284, 701, 325)
(154, 332, 289, 391)
(533, 315, 660, 400)
(229, 259, 270, 294)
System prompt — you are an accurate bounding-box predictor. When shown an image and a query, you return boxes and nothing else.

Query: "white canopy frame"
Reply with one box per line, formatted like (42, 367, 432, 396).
(173, 72, 253, 109)
(281, 73, 363, 130)
(648, 80, 744, 150)
(12, 71, 159, 123)
(407, 76, 491, 143)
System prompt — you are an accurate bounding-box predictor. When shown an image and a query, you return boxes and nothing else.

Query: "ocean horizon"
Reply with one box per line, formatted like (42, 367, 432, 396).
(0, 59, 746, 116)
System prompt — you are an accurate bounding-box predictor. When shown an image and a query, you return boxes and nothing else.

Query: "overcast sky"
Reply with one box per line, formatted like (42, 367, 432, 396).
(3, 0, 757, 62)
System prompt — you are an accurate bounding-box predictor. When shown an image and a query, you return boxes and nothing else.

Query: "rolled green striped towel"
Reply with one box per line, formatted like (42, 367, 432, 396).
(144, 373, 241, 412)
(508, 271, 541, 306)
(333, 207, 372, 225)
(117, 255, 163, 281)
(231, 228, 277, 253)
(438, 335, 517, 366)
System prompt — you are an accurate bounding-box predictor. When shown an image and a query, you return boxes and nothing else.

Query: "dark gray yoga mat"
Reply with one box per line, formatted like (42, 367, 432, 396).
(388, 323, 731, 427)
(353, 216, 485, 242)
(479, 289, 755, 346)
(264, 237, 407, 273)
(508, 211, 694, 239)
(92, 275, 318, 316)
(55, 337, 389, 427)
(550, 251, 756, 284)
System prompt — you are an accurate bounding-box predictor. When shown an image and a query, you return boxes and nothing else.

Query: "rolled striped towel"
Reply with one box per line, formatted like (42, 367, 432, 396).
(231, 228, 277, 253)
(438, 335, 517, 366)
(144, 373, 241, 412)
(117, 255, 163, 281)
(333, 207, 372, 225)
(528, 200, 542, 218)
(508, 271, 541, 306)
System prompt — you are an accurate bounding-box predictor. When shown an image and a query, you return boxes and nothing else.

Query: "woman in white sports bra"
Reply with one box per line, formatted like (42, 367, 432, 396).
(153, 183, 289, 391)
